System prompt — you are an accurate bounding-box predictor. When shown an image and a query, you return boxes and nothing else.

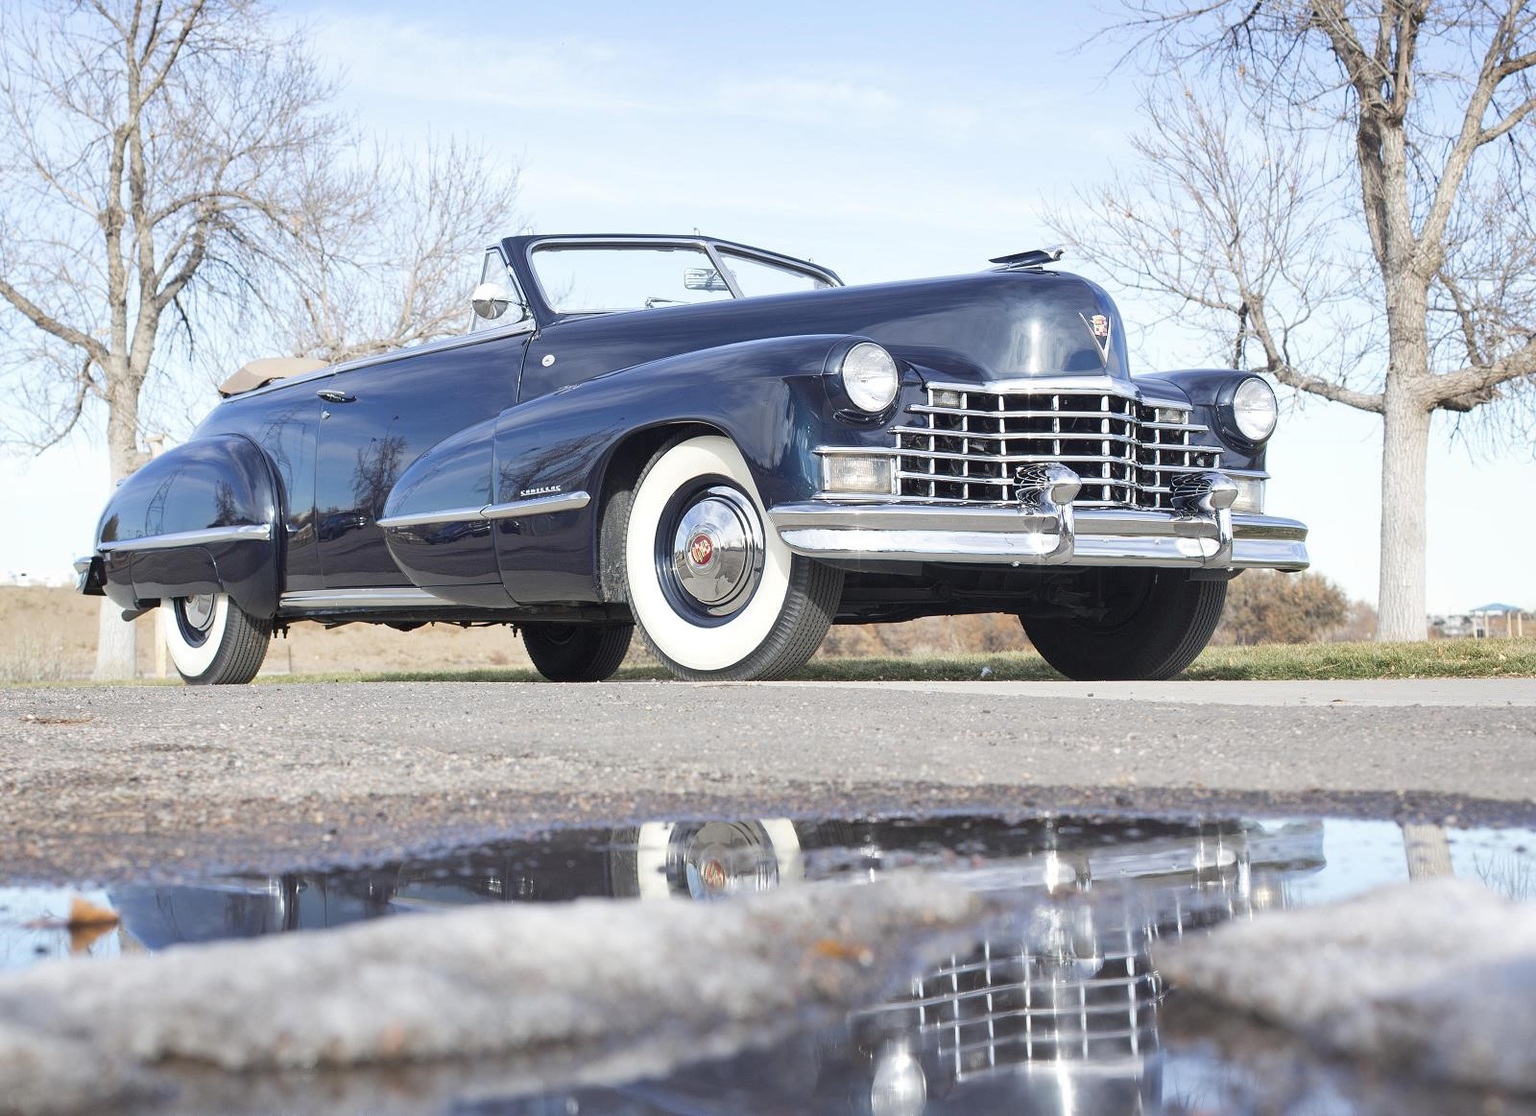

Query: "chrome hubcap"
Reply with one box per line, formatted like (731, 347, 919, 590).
(180, 594, 216, 635)
(670, 821, 779, 900)
(174, 593, 218, 648)
(669, 485, 764, 617)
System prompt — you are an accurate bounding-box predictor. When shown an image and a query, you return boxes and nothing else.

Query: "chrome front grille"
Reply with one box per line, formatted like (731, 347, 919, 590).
(894, 386, 1221, 510)
(878, 926, 1161, 1081)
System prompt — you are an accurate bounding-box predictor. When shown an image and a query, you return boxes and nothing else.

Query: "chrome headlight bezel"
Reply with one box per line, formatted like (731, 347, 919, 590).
(837, 341, 900, 414)
(1233, 376, 1279, 441)
(1221, 375, 1279, 447)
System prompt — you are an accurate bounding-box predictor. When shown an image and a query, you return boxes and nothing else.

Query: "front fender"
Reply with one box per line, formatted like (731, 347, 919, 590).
(495, 333, 859, 509)
(499, 334, 853, 603)
(92, 434, 281, 617)
(380, 334, 861, 605)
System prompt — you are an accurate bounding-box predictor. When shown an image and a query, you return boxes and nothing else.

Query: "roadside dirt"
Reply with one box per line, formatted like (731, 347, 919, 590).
(0, 586, 538, 680)
(0, 586, 1025, 682)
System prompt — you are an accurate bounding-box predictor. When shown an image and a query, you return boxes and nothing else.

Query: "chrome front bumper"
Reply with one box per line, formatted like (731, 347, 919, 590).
(767, 502, 1308, 570)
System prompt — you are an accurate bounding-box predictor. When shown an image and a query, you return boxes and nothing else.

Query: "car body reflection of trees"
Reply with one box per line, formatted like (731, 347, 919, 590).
(111, 815, 1323, 1114)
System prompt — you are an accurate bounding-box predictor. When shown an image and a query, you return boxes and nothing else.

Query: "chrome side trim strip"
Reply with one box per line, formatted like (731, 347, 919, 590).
(278, 587, 456, 610)
(376, 506, 488, 529)
(97, 523, 272, 553)
(376, 491, 592, 530)
(481, 491, 591, 520)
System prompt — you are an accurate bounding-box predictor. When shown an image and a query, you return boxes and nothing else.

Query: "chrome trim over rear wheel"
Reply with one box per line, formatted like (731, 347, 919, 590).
(98, 523, 272, 552)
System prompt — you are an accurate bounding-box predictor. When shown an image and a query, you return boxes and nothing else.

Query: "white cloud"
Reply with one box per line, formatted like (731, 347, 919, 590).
(306, 12, 656, 115)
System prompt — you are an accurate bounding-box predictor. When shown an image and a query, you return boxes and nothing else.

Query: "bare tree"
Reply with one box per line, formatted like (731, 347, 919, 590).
(1052, 2, 1536, 641)
(0, 1, 522, 677)
(277, 138, 523, 365)
(0, 0, 350, 676)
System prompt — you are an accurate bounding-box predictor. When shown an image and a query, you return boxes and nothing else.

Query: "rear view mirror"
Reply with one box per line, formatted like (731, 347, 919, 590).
(683, 268, 730, 292)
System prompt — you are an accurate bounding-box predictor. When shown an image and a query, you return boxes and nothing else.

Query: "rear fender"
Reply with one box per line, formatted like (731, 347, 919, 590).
(93, 434, 282, 617)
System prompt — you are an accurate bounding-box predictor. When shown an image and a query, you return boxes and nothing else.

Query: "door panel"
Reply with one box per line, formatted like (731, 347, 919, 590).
(315, 335, 529, 587)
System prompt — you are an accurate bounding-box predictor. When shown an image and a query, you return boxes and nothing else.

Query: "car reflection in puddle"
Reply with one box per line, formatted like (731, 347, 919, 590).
(94, 814, 1357, 1114)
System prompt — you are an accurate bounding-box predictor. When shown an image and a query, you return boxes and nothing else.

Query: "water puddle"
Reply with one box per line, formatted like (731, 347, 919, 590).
(0, 813, 1532, 1114)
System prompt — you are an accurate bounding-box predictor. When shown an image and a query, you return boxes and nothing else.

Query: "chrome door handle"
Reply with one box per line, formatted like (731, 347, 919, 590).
(317, 389, 356, 403)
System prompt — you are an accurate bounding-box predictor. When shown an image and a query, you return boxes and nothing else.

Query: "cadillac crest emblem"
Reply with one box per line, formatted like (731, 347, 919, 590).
(1081, 312, 1112, 362)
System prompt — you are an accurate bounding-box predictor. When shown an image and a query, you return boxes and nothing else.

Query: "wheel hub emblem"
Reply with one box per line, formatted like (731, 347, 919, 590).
(689, 533, 715, 566)
(699, 858, 728, 893)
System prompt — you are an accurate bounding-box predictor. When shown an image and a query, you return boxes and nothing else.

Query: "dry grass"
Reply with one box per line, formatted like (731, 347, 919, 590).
(1184, 637, 1536, 680)
(4, 586, 1532, 685)
(0, 586, 541, 680)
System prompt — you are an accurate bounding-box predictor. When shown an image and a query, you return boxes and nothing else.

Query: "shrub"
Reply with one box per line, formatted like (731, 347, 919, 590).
(1214, 569, 1351, 645)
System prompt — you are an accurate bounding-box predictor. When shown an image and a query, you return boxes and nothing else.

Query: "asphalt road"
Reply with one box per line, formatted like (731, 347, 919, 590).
(2, 678, 1533, 882)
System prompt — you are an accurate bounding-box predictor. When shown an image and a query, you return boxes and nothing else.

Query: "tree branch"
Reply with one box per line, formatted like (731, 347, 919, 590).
(1271, 362, 1386, 411)
(1418, 1, 1527, 269)
(0, 274, 111, 368)
(1429, 341, 1536, 411)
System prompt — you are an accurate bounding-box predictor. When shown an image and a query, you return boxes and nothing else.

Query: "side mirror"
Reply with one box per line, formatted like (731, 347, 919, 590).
(471, 282, 517, 321)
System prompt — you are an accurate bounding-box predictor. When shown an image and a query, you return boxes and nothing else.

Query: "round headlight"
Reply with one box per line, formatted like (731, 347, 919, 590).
(1231, 376, 1278, 442)
(839, 342, 899, 413)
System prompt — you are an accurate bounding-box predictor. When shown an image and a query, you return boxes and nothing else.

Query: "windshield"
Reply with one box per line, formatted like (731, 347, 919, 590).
(528, 243, 832, 314)
(718, 250, 833, 297)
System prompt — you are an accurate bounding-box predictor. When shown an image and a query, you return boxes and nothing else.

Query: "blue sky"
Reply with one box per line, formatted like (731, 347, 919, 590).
(2, 0, 1532, 615)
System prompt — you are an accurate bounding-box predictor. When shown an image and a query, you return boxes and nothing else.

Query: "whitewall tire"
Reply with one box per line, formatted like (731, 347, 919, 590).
(162, 593, 272, 685)
(631, 819, 804, 900)
(622, 435, 842, 681)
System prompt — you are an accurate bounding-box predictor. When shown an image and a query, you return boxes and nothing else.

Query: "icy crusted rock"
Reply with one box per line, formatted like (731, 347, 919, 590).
(0, 873, 983, 1114)
(1154, 877, 1536, 1093)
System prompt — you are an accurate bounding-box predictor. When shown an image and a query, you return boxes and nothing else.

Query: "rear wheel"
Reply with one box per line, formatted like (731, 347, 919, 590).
(1020, 570, 1227, 680)
(620, 435, 842, 681)
(162, 593, 271, 685)
(521, 622, 632, 682)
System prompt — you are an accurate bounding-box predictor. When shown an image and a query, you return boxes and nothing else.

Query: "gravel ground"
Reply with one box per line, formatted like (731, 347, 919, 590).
(2, 678, 1533, 883)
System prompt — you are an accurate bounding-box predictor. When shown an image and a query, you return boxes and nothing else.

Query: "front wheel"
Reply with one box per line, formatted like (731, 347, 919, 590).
(521, 622, 633, 682)
(161, 593, 272, 685)
(621, 435, 842, 681)
(1020, 570, 1227, 680)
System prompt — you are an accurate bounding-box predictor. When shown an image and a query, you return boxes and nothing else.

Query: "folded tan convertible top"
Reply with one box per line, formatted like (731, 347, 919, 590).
(218, 356, 327, 397)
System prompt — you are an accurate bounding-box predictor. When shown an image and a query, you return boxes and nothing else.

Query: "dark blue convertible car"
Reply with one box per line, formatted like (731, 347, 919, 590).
(77, 234, 1308, 684)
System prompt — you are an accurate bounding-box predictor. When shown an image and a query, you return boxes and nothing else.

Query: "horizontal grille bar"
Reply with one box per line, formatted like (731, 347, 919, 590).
(896, 450, 1139, 468)
(907, 406, 1137, 422)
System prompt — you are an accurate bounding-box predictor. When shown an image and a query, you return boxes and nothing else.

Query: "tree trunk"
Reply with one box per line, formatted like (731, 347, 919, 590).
(92, 392, 147, 680)
(93, 598, 138, 681)
(1376, 391, 1432, 641)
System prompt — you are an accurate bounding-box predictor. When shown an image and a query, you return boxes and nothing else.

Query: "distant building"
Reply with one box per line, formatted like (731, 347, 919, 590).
(0, 571, 74, 589)
(1430, 605, 1529, 638)
(1468, 603, 1527, 639)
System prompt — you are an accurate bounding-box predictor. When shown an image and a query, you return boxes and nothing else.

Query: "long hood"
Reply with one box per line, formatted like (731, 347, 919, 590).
(519, 269, 1129, 402)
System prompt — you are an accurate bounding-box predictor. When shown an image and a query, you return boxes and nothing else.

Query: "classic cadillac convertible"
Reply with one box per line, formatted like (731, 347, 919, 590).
(77, 234, 1308, 684)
